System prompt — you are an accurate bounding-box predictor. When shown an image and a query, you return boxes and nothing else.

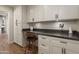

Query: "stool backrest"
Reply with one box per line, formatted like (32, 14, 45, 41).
(26, 32, 37, 41)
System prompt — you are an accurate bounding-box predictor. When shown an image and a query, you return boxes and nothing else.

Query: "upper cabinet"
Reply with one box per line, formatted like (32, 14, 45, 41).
(29, 5, 45, 22)
(57, 6, 79, 20)
(44, 5, 79, 21)
(29, 5, 58, 22)
(28, 5, 79, 22)
(44, 6, 58, 21)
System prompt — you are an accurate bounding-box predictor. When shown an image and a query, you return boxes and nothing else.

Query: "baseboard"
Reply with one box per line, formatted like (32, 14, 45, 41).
(12, 42, 24, 48)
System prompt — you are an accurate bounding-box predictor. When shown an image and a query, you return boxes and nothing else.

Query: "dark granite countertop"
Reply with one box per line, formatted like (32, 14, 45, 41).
(33, 31, 79, 41)
(22, 29, 79, 41)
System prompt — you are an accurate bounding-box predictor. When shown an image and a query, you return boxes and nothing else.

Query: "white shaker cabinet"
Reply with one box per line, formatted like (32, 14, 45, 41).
(29, 6, 45, 22)
(50, 39, 64, 54)
(43, 6, 58, 21)
(50, 46, 63, 54)
(49, 37, 67, 54)
(28, 5, 79, 22)
(38, 35, 50, 54)
(43, 5, 79, 21)
(38, 35, 65, 54)
(38, 35, 64, 54)
(38, 34, 79, 54)
(29, 5, 57, 22)
(66, 42, 79, 54)
(50, 37, 79, 54)
(57, 6, 79, 20)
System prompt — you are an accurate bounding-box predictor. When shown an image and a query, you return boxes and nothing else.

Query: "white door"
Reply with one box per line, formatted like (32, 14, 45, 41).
(14, 6, 23, 46)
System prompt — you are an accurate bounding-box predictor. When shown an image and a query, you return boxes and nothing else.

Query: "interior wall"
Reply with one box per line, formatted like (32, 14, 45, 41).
(34, 21, 78, 31)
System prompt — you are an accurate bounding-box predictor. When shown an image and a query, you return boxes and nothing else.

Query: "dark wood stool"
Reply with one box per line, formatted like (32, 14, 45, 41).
(25, 32, 38, 54)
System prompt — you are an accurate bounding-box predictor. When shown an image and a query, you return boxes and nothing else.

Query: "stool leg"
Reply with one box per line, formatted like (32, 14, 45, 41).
(24, 47, 26, 54)
(32, 41, 35, 53)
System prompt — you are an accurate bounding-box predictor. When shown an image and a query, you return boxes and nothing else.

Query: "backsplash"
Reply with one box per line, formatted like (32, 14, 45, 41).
(34, 21, 78, 31)
(77, 21, 79, 31)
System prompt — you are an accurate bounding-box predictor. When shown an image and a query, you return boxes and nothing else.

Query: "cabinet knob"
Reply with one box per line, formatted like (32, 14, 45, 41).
(41, 37, 46, 39)
(60, 41, 67, 44)
(41, 44, 46, 46)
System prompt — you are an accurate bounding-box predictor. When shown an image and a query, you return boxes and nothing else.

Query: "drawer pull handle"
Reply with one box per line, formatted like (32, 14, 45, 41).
(62, 48, 64, 54)
(64, 48, 66, 54)
(42, 37, 46, 39)
(60, 41, 67, 44)
(41, 44, 46, 46)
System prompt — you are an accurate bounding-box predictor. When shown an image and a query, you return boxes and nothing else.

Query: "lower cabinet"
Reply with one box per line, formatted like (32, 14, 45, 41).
(65, 49, 78, 54)
(49, 38, 64, 54)
(50, 46, 63, 54)
(38, 35, 79, 54)
(38, 35, 50, 54)
(66, 42, 79, 54)
(39, 46, 49, 54)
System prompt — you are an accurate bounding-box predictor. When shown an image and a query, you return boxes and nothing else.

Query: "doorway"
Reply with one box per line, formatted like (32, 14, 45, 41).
(0, 11, 8, 42)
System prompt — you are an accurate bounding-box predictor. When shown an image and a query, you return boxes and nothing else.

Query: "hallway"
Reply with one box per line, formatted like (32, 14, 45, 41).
(0, 34, 24, 54)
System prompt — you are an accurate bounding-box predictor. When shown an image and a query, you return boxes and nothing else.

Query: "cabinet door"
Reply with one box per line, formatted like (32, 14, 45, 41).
(34, 6, 45, 22)
(58, 5, 79, 20)
(49, 36, 68, 54)
(66, 49, 79, 54)
(44, 6, 58, 21)
(50, 38, 64, 54)
(29, 6, 44, 22)
(50, 45, 63, 54)
(66, 42, 79, 54)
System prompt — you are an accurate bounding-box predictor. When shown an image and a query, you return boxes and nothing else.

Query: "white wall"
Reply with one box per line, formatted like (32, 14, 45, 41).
(0, 6, 14, 43)
(34, 22, 78, 31)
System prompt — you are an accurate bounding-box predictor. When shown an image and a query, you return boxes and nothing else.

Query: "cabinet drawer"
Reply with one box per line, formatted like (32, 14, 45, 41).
(38, 35, 51, 43)
(50, 39, 66, 48)
(38, 39, 49, 46)
(39, 42, 49, 49)
(38, 46, 49, 54)
(38, 35, 50, 48)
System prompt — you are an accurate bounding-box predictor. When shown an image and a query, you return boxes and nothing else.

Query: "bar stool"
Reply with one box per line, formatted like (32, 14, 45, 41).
(25, 32, 38, 54)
